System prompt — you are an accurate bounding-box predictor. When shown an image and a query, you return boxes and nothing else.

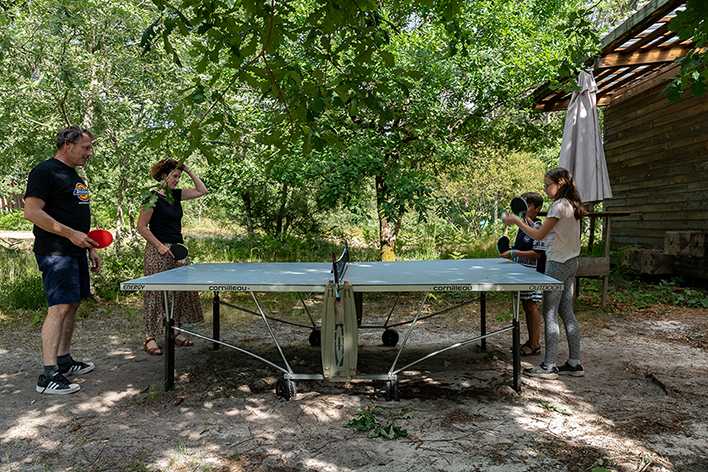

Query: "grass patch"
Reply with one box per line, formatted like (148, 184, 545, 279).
(578, 270, 708, 311)
(0, 246, 47, 312)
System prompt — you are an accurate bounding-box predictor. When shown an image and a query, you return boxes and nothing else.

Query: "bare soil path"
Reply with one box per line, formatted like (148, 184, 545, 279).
(1, 291, 707, 472)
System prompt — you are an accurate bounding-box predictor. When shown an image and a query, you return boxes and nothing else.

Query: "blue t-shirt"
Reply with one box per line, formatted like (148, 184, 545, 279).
(512, 218, 546, 273)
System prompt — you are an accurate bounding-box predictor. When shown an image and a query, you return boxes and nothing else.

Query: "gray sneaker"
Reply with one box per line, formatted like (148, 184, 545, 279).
(523, 362, 559, 380)
(557, 362, 585, 377)
(36, 372, 80, 395)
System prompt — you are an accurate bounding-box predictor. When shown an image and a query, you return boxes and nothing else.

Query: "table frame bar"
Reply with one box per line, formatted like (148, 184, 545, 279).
(162, 288, 524, 394)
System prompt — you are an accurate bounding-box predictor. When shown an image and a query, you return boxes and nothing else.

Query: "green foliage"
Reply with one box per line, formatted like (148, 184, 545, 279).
(91, 243, 146, 301)
(136, 0, 586, 257)
(548, 7, 601, 92)
(0, 210, 32, 231)
(0, 0, 198, 245)
(343, 406, 412, 439)
(664, 0, 708, 102)
(539, 401, 572, 415)
(204, 153, 327, 237)
(584, 270, 708, 310)
(0, 247, 47, 311)
(186, 234, 353, 263)
(435, 150, 551, 238)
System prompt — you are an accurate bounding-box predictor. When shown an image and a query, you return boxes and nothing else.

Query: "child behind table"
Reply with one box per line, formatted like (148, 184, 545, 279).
(508, 192, 545, 356)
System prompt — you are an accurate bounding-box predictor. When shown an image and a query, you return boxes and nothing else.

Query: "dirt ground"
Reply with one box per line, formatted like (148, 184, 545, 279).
(1, 285, 708, 472)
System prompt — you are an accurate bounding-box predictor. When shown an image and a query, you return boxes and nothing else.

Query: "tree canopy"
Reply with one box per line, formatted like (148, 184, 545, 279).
(4, 0, 667, 259)
(138, 0, 588, 258)
(665, 0, 708, 102)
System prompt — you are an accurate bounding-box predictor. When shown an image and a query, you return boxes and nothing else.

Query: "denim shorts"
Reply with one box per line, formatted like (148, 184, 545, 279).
(35, 254, 91, 307)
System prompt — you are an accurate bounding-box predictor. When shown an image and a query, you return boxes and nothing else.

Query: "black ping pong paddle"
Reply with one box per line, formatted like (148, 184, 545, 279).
(510, 197, 528, 218)
(170, 243, 189, 260)
(497, 235, 510, 254)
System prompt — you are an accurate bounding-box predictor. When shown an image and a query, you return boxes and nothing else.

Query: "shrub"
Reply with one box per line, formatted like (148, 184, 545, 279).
(0, 210, 32, 231)
(0, 248, 47, 310)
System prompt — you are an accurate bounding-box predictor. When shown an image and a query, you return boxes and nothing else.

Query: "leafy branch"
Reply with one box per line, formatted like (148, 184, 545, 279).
(539, 401, 572, 416)
(548, 7, 600, 92)
(663, 0, 707, 102)
(343, 406, 413, 439)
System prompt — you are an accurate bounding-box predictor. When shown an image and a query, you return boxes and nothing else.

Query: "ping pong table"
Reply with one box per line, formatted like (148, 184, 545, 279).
(120, 255, 563, 400)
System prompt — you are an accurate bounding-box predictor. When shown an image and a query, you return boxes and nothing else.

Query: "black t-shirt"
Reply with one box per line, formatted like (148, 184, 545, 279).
(25, 158, 91, 257)
(147, 189, 184, 244)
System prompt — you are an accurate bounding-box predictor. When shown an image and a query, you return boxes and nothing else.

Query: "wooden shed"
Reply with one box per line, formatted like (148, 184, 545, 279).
(531, 0, 707, 281)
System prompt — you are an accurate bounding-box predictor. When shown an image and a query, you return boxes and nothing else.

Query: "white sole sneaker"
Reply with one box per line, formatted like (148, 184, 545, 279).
(36, 374, 81, 394)
(60, 361, 95, 377)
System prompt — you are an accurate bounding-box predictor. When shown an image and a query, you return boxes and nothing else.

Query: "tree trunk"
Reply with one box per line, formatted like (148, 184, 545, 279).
(283, 187, 296, 236)
(376, 175, 396, 261)
(275, 183, 288, 236)
(115, 170, 126, 245)
(241, 191, 254, 237)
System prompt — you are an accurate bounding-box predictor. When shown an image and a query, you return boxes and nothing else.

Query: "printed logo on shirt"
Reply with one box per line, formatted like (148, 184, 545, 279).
(74, 183, 89, 203)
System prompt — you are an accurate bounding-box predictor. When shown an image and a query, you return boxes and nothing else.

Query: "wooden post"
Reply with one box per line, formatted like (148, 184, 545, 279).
(588, 214, 596, 252)
(601, 216, 611, 309)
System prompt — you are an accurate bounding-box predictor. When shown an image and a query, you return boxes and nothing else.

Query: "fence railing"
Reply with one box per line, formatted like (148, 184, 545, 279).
(1, 194, 24, 212)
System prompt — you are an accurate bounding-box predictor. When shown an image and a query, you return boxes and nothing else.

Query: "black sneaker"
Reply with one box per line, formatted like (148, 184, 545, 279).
(36, 372, 80, 395)
(59, 360, 95, 376)
(523, 362, 559, 380)
(557, 362, 585, 377)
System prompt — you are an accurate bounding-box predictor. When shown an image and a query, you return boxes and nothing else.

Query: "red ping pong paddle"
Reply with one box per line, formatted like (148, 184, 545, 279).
(87, 229, 113, 249)
(170, 243, 188, 260)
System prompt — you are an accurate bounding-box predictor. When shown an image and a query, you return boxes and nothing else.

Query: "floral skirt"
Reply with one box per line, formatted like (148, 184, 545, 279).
(143, 243, 203, 338)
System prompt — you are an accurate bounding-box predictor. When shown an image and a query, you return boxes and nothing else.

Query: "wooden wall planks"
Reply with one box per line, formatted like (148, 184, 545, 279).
(603, 73, 708, 278)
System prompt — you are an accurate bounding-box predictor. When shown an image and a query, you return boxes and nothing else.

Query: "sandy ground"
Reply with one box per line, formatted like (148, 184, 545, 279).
(0, 232, 35, 240)
(1, 288, 708, 472)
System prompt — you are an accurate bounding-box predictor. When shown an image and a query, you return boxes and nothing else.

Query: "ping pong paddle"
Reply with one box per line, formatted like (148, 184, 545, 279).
(87, 229, 113, 249)
(510, 197, 528, 218)
(497, 235, 510, 254)
(170, 243, 188, 260)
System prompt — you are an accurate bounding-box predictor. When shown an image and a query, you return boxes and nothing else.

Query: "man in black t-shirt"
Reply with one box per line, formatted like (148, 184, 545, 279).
(24, 126, 102, 395)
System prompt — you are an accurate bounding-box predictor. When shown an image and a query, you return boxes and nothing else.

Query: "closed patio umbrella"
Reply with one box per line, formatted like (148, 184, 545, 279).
(559, 69, 613, 204)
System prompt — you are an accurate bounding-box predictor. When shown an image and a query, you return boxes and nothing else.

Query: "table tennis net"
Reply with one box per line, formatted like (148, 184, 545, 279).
(331, 243, 349, 285)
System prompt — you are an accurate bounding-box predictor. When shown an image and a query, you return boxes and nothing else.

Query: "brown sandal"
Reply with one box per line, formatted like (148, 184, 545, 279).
(174, 334, 193, 347)
(143, 337, 163, 356)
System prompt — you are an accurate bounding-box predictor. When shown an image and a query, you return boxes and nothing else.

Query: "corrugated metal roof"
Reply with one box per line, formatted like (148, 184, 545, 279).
(530, 0, 693, 111)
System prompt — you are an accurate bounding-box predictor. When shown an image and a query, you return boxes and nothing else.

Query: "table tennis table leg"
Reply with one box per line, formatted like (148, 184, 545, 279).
(164, 291, 175, 392)
(480, 292, 486, 350)
(354, 292, 363, 327)
(213, 291, 220, 351)
(512, 291, 521, 392)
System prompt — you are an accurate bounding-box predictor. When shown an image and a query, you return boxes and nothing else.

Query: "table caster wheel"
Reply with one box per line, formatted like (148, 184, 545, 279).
(382, 328, 399, 347)
(309, 329, 321, 347)
(275, 378, 297, 400)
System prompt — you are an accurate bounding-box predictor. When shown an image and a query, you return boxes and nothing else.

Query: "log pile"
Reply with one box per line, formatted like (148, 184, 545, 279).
(619, 248, 674, 275)
(664, 231, 707, 258)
